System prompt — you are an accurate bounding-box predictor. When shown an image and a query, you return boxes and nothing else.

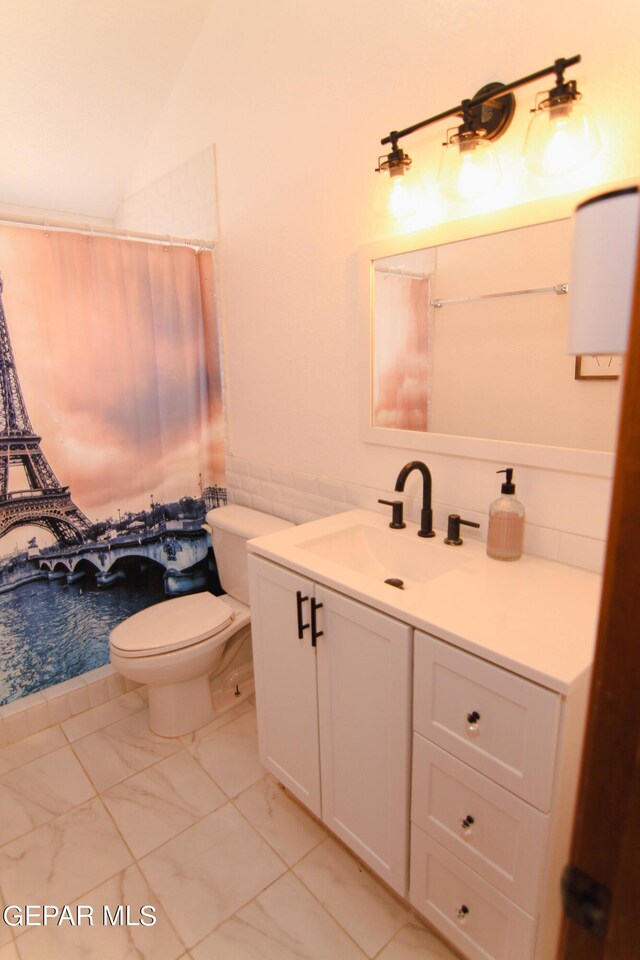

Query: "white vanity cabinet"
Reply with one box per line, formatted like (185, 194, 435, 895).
(409, 632, 589, 960)
(246, 509, 599, 960)
(247, 554, 412, 895)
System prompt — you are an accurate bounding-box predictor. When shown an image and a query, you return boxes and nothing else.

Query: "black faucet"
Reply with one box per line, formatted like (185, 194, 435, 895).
(394, 461, 436, 538)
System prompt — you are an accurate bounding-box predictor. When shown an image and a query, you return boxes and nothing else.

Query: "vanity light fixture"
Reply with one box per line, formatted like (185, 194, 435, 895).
(376, 138, 412, 181)
(438, 86, 513, 201)
(374, 139, 414, 219)
(523, 60, 600, 177)
(439, 131, 501, 203)
(375, 55, 593, 216)
(374, 137, 427, 221)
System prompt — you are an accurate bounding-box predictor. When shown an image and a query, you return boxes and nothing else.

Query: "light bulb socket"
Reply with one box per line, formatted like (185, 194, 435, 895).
(532, 61, 581, 114)
(444, 127, 488, 151)
(376, 144, 412, 177)
(532, 87, 580, 113)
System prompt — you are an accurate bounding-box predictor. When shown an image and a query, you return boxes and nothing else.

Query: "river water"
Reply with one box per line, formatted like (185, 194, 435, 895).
(0, 569, 166, 705)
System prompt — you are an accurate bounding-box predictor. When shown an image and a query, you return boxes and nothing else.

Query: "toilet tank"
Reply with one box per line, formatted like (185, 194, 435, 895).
(206, 505, 293, 604)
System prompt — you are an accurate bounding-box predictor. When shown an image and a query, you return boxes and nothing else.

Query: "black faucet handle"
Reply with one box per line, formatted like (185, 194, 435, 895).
(444, 514, 480, 545)
(378, 499, 406, 529)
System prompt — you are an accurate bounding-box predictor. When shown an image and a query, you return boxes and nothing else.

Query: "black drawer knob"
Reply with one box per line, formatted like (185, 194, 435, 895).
(456, 904, 470, 924)
(466, 711, 481, 731)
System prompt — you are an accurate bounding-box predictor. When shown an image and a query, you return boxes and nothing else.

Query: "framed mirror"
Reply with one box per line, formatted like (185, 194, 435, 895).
(360, 192, 625, 477)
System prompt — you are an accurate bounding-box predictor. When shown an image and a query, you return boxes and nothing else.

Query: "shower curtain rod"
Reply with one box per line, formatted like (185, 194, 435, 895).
(0, 213, 214, 251)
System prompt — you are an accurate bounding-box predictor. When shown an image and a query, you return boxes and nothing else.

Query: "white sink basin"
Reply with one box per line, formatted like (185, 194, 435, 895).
(247, 508, 602, 694)
(297, 522, 467, 587)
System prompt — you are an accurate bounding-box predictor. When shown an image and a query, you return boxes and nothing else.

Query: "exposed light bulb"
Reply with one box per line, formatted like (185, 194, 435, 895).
(388, 176, 416, 219)
(373, 163, 429, 223)
(524, 99, 600, 177)
(439, 136, 501, 202)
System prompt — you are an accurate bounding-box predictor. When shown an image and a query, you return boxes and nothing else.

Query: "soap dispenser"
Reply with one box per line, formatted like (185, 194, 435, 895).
(486, 468, 525, 561)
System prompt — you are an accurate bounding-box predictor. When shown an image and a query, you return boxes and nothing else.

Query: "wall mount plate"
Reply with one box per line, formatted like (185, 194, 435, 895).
(471, 82, 516, 141)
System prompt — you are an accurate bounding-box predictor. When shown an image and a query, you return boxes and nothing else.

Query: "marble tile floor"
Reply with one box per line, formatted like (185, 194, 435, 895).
(0, 690, 461, 960)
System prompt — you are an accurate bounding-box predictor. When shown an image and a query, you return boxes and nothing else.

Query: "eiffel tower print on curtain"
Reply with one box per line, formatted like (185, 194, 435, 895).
(0, 276, 92, 545)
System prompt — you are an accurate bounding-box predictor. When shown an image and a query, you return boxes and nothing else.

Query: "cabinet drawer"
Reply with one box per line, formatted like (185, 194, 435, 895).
(410, 826, 536, 960)
(414, 632, 560, 810)
(412, 735, 549, 913)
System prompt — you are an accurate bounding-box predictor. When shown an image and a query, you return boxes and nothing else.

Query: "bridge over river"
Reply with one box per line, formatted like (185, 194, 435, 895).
(36, 520, 211, 595)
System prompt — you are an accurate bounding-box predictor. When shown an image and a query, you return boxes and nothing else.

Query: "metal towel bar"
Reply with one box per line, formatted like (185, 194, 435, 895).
(431, 283, 568, 308)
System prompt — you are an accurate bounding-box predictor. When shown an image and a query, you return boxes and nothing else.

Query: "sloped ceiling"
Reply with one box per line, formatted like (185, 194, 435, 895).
(0, 0, 214, 219)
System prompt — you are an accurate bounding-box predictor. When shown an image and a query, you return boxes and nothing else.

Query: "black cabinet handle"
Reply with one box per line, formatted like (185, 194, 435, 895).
(310, 598, 324, 647)
(296, 591, 309, 639)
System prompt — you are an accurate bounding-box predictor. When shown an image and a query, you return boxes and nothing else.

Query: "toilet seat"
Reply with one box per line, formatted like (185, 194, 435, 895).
(110, 592, 234, 658)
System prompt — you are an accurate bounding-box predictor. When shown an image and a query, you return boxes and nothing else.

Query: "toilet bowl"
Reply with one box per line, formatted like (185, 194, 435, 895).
(110, 592, 250, 737)
(109, 505, 292, 737)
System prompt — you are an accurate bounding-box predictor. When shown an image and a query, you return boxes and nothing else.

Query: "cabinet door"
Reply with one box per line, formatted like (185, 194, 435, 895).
(315, 585, 412, 896)
(248, 555, 321, 815)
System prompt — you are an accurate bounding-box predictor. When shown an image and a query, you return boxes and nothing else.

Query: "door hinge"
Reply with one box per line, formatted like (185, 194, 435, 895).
(561, 864, 610, 940)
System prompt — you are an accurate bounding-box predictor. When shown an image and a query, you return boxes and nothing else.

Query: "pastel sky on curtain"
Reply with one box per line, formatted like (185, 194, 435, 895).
(0, 226, 224, 549)
(0, 226, 225, 704)
(373, 274, 430, 432)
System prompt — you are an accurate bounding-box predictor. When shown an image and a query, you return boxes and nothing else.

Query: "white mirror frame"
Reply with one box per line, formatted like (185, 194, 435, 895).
(359, 185, 635, 479)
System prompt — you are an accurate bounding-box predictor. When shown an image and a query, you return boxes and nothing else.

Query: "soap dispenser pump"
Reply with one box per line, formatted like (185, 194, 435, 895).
(486, 468, 525, 561)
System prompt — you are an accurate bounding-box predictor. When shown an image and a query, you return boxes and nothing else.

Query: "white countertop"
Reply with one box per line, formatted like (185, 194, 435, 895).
(247, 509, 602, 694)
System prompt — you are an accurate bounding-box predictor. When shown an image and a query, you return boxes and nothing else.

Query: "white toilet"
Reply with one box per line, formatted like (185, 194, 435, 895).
(109, 505, 292, 737)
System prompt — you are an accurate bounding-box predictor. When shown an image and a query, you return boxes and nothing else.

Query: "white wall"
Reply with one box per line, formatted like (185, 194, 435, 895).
(125, 0, 640, 572)
(114, 146, 218, 242)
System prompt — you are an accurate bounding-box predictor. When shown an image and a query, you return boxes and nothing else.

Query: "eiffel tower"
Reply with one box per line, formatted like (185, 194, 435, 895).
(0, 275, 92, 545)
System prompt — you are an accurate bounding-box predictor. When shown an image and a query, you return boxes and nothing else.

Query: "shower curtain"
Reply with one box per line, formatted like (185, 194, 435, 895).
(0, 225, 225, 705)
(373, 273, 430, 431)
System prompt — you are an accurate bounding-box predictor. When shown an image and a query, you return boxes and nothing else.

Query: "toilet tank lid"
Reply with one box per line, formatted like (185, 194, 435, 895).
(206, 505, 294, 538)
(110, 592, 234, 656)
